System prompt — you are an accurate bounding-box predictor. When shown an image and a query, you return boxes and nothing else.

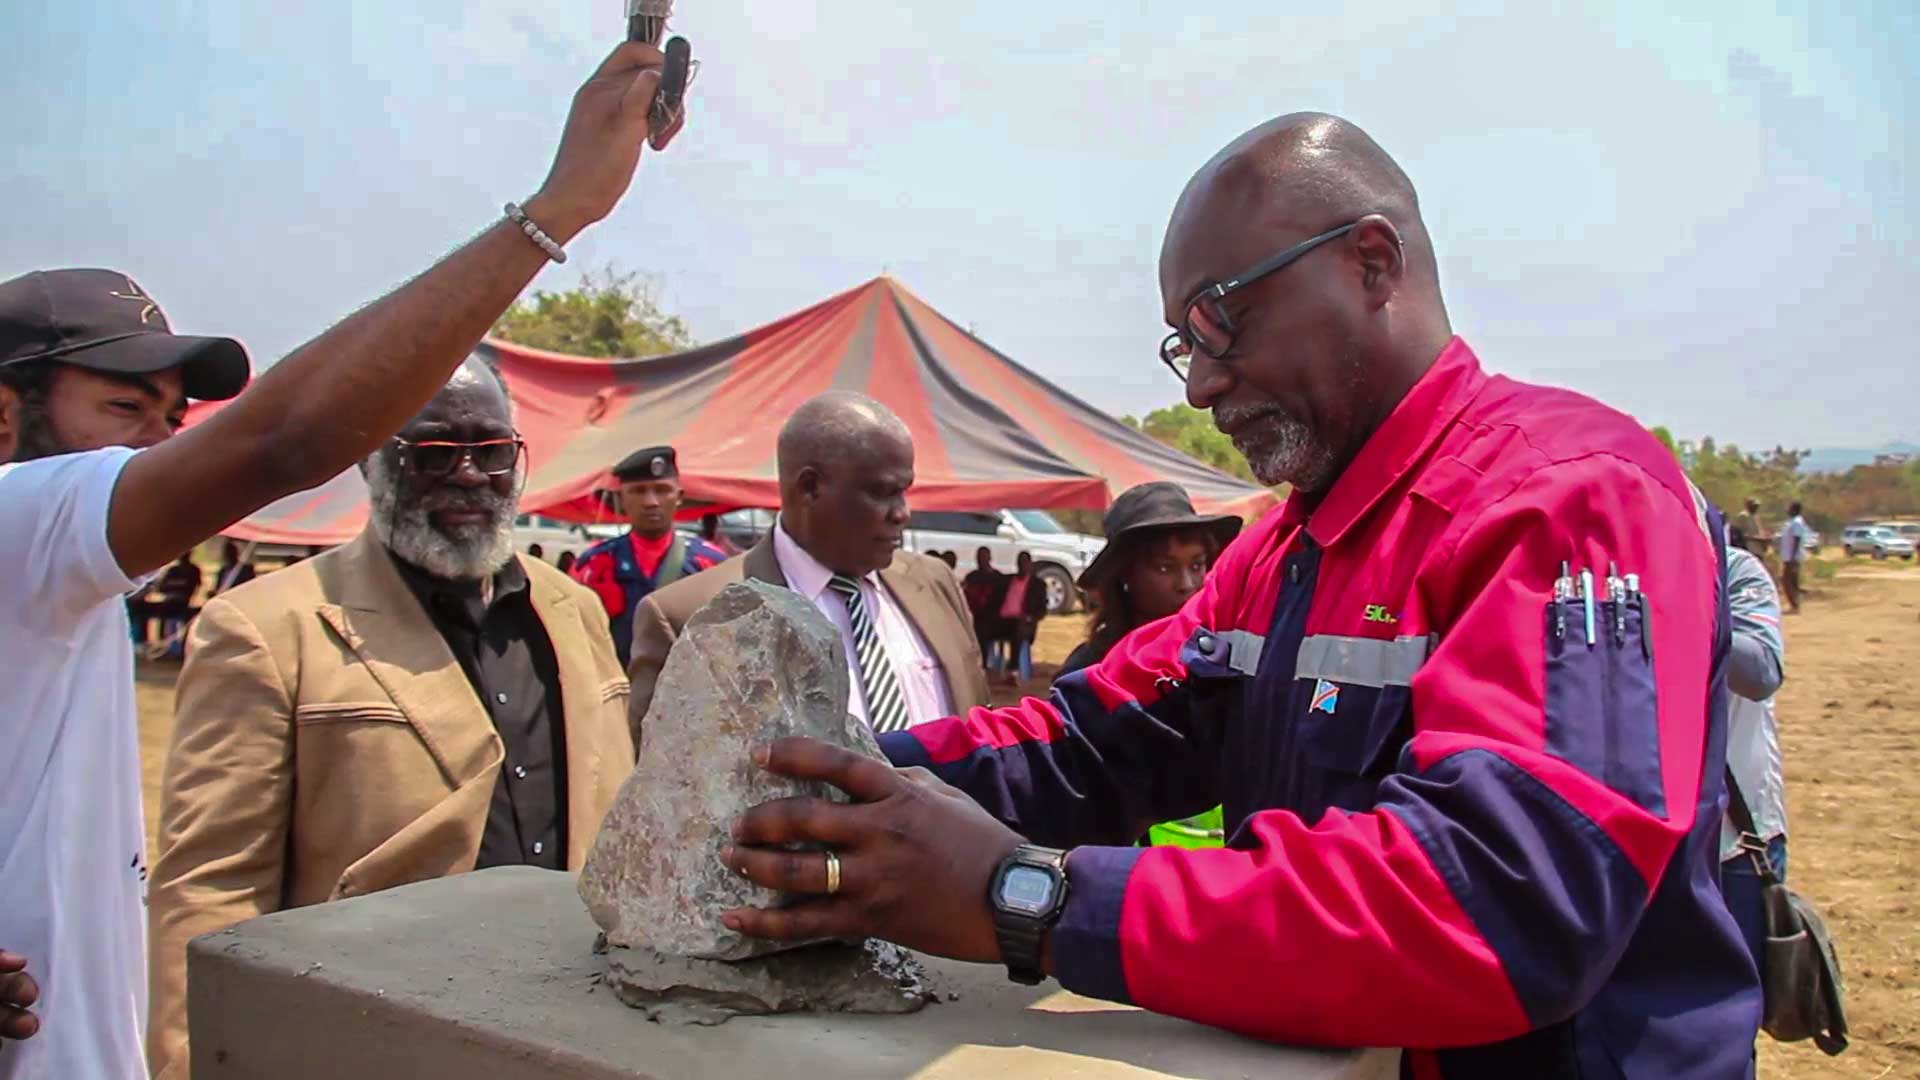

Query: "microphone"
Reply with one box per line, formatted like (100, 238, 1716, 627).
(626, 0, 670, 47)
(626, 0, 691, 134)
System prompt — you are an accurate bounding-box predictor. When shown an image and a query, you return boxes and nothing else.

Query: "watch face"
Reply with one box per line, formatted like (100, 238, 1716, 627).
(999, 864, 1057, 916)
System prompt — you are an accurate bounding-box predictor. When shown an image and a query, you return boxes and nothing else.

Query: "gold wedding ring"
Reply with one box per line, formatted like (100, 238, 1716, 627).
(823, 850, 841, 896)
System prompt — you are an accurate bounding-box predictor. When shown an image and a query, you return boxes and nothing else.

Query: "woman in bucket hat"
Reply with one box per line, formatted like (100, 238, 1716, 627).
(1054, 482, 1242, 848)
(1056, 481, 1242, 679)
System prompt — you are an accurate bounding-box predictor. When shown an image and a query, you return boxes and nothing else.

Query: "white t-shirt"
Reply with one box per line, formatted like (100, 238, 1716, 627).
(0, 448, 153, 1080)
(1776, 515, 1813, 563)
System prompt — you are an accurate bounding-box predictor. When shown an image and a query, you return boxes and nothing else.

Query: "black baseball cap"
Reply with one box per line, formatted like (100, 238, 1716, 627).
(0, 268, 250, 401)
(613, 445, 678, 481)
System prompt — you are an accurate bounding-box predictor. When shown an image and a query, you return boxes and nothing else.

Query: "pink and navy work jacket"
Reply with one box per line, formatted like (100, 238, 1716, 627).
(881, 340, 1761, 1078)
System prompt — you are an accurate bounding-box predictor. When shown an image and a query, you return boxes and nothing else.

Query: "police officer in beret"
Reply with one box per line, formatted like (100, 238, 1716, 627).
(569, 445, 728, 664)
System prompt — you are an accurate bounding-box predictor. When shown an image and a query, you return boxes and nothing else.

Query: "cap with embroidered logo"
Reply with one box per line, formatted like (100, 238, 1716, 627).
(0, 268, 250, 401)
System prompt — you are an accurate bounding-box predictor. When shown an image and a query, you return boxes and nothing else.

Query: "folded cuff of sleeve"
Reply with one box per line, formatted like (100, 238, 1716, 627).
(1052, 844, 1142, 1005)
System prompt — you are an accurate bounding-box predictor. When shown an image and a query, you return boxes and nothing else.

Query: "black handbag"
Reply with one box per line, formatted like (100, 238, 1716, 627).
(1724, 767, 1849, 1055)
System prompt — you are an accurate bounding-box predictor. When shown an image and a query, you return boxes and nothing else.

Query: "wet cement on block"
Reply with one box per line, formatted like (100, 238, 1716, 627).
(186, 868, 1400, 1080)
(598, 937, 938, 1024)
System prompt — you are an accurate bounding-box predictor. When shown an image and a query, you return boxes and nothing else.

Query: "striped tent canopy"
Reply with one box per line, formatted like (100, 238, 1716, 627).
(191, 277, 1277, 545)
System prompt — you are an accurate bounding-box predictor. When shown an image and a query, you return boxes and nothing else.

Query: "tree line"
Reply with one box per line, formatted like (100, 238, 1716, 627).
(1650, 428, 1920, 534)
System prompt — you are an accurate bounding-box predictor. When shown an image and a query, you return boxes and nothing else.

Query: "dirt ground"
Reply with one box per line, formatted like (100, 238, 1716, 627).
(134, 559, 1919, 1076)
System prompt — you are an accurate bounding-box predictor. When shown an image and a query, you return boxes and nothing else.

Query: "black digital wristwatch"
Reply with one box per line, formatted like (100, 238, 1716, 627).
(989, 844, 1071, 985)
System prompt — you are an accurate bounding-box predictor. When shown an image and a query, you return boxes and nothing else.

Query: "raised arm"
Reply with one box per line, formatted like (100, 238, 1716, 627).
(108, 42, 684, 578)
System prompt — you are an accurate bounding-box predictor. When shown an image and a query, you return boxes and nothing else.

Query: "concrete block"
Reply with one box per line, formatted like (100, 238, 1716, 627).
(188, 867, 1399, 1080)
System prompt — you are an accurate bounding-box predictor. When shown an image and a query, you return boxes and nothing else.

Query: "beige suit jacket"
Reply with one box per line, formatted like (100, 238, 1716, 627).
(146, 532, 634, 1080)
(627, 538, 990, 740)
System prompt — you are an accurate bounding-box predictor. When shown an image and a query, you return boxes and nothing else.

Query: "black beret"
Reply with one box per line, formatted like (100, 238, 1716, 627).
(613, 445, 677, 481)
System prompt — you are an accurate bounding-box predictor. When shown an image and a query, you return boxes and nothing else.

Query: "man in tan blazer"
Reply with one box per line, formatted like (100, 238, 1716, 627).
(630, 392, 989, 738)
(147, 361, 633, 1080)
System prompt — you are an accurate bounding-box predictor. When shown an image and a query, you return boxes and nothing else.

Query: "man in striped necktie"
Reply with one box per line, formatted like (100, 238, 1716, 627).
(623, 391, 991, 738)
(825, 572, 913, 732)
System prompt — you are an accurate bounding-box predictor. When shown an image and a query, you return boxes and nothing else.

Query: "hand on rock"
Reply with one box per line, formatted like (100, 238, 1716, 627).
(721, 737, 1025, 965)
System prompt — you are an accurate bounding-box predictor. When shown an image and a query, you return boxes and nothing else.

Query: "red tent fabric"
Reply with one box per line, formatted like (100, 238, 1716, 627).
(188, 277, 1277, 545)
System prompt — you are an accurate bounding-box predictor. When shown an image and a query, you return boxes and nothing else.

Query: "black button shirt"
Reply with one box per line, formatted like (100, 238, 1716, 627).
(393, 555, 568, 871)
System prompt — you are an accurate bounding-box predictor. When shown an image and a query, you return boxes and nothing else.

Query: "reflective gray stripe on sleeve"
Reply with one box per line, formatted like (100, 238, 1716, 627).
(1221, 630, 1264, 675)
(1294, 634, 1431, 688)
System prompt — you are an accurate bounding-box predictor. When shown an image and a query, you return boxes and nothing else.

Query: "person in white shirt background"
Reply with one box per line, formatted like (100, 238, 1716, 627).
(0, 42, 683, 1079)
(1775, 500, 1814, 614)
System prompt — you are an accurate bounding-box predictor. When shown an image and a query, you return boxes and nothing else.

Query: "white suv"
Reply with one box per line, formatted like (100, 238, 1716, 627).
(512, 514, 622, 563)
(1840, 523, 1916, 560)
(901, 509, 1105, 614)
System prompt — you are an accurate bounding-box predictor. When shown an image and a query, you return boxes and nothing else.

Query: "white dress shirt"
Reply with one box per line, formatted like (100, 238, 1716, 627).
(773, 521, 954, 729)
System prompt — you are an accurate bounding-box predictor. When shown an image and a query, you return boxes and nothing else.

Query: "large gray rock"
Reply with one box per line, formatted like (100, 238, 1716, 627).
(579, 580, 881, 962)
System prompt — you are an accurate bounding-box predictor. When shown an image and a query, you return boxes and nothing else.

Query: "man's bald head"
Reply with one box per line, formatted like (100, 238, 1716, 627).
(1163, 113, 1437, 313)
(778, 391, 915, 576)
(777, 391, 912, 487)
(1159, 113, 1453, 494)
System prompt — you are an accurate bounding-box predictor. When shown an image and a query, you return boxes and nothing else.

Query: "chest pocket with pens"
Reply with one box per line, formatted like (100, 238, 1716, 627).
(1543, 563, 1666, 815)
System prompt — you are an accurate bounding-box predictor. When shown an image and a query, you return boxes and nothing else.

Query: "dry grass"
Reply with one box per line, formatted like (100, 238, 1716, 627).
(135, 567, 1918, 1074)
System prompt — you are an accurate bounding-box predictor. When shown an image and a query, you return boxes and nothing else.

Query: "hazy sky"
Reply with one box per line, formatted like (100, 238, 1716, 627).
(4, 2, 1913, 451)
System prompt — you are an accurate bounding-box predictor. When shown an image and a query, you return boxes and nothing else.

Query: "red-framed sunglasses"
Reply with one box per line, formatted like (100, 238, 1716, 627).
(389, 435, 526, 477)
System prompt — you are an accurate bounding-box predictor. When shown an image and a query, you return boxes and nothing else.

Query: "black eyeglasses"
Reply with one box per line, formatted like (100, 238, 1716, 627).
(1158, 220, 1362, 383)
(390, 435, 526, 477)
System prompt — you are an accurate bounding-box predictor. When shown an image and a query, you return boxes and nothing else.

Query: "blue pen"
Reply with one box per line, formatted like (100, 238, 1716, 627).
(1580, 568, 1597, 645)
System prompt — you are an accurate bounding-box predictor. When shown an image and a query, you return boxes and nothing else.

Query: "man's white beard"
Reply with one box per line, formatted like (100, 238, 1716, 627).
(365, 453, 518, 581)
(1218, 404, 1340, 493)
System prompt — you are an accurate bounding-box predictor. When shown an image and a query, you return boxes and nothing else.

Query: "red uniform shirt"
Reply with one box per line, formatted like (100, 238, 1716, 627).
(881, 340, 1755, 1077)
(570, 531, 678, 618)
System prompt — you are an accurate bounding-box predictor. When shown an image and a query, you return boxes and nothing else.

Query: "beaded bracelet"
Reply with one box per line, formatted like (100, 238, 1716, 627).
(503, 202, 567, 264)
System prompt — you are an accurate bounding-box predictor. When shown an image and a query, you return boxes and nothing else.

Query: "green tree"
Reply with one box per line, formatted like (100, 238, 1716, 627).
(1669, 437, 1806, 521)
(491, 266, 694, 358)
(1122, 403, 1256, 483)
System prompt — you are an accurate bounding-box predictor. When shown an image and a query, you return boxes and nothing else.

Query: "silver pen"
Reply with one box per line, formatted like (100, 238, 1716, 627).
(1580, 567, 1597, 646)
(1626, 573, 1649, 659)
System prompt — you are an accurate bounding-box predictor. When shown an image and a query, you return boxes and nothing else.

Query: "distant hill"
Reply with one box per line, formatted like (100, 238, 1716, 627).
(1799, 442, 1920, 474)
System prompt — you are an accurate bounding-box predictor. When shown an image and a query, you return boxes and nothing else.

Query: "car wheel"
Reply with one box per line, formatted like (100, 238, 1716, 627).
(1845, 545, 1857, 557)
(1036, 564, 1077, 615)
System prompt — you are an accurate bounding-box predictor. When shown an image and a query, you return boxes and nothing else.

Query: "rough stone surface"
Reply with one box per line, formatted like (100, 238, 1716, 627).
(579, 579, 881, 962)
(599, 937, 937, 1024)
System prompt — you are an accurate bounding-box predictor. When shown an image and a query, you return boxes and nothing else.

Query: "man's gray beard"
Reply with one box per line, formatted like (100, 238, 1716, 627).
(1219, 405, 1340, 493)
(365, 453, 518, 581)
